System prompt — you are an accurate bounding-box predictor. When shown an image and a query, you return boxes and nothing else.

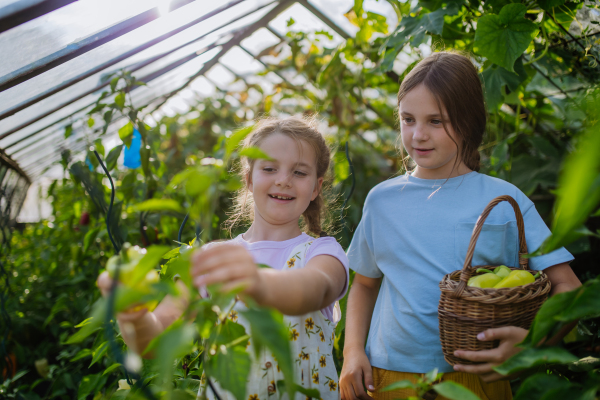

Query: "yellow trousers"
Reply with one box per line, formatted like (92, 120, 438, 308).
(368, 367, 512, 400)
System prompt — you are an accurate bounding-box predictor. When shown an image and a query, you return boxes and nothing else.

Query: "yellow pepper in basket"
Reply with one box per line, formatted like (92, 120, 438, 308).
(493, 270, 535, 288)
(467, 273, 503, 288)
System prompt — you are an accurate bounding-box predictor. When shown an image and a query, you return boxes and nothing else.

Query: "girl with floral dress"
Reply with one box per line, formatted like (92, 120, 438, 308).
(98, 116, 348, 400)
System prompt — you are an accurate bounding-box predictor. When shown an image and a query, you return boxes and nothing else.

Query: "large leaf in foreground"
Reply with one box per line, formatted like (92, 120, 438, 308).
(433, 381, 480, 400)
(494, 347, 577, 376)
(241, 308, 295, 397)
(145, 320, 197, 385)
(205, 346, 251, 400)
(534, 108, 600, 254)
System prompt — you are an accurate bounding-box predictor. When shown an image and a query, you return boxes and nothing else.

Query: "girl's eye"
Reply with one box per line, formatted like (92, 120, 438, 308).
(431, 119, 442, 125)
(294, 171, 307, 177)
(403, 117, 414, 124)
(262, 167, 275, 172)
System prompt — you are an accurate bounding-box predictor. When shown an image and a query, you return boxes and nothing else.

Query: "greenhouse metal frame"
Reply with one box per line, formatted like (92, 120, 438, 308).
(0, 0, 359, 226)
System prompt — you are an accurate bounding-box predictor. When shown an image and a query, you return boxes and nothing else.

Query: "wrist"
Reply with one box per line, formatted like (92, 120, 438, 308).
(343, 343, 367, 357)
(247, 269, 270, 307)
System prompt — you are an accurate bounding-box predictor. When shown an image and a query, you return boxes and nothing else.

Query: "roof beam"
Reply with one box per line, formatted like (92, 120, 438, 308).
(0, 0, 275, 145)
(0, 0, 198, 92)
(0, 0, 77, 34)
(0, 39, 225, 144)
(147, 0, 297, 116)
(0, 0, 264, 121)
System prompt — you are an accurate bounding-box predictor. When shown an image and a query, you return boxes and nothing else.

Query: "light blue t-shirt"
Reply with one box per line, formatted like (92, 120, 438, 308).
(347, 171, 573, 373)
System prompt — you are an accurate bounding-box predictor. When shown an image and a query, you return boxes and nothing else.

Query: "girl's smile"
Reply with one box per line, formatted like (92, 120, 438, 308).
(268, 192, 296, 202)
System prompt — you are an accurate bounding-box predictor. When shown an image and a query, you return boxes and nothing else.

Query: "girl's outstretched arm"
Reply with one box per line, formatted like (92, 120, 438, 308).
(97, 271, 189, 357)
(190, 243, 346, 316)
(339, 273, 381, 400)
(453, 262, 582, 382)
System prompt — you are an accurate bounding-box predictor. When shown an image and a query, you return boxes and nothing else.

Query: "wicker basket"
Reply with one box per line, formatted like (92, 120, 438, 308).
(438, 195, 552, 365)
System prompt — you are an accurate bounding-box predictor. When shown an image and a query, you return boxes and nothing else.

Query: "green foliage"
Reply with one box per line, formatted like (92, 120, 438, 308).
(474, 4, 538, 72)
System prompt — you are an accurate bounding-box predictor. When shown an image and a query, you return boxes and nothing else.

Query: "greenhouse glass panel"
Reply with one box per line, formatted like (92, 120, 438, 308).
(220, 46, 265, 76)
(268, 2, 345, 46)
(0, 1, 272, 137)
(0, 0, 164, 78)
(0, 36, 225, 148)
(239, 27, 281, 56)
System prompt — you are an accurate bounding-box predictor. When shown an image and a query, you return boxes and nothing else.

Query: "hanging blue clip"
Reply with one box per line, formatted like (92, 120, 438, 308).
(123, 129, 142, 169)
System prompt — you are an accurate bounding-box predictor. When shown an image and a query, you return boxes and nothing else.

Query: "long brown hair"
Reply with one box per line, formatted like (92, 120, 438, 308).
(226, 116, 331, 236)
(397, 51, 486, 172)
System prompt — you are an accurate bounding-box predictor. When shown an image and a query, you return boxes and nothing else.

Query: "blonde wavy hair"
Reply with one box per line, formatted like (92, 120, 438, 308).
(225, 116, 332, 236)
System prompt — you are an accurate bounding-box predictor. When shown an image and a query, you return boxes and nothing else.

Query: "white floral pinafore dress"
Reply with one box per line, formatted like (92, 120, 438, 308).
(204, 240, 341, 400)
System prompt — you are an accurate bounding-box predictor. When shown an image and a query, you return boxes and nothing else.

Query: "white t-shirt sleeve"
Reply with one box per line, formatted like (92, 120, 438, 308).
(305, 237, 350, 301)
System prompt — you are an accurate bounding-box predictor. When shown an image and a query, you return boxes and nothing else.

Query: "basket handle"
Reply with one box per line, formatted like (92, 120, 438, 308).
(453, 195, 529, 298)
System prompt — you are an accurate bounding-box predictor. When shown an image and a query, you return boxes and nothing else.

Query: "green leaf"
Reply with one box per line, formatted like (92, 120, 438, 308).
(161, 253, 192, 287)
(89, 341, 109, 367)
(64, 124, 73, 139)
(88, 117, 95, 128)
(145, 320, 196, 386)
(514, 373, 572, 400)
(481, 64, 526, 109)
(276, 380, 321, 398)
(433, 381, 481, 400)
(381, 379, 415, 391)
(102, 363, 122, 376)
(238, 146, 272, 160)
(211, 319, 247, 348)
(522, 287, 578, 346)
(105, 144, 123, 171)
(133, 199, 185, 215)
(354, 0, 363, 15)
(77, 373, 107, 400)
(93, 139, 105, 157)
(474, 4, 538, 71)
(83, 227, 100, 252)
(126, 245, 170, 287)
(535, 117, 600, 254)
(493, 347, 578, 376)
(110, 76, 120, 92)
(70, 348, 93, 362)
(114, 92, 126, 110)
(205, 345, 251, 400)
(538, 0, 565, 12)
(119, 122, 134, 147)
(185, 170, 212, 197)
(66, 300, 105, 344)
(385, 3, 459, 49)
(241, 308, 294, 397)
(225, 125, 254, 157)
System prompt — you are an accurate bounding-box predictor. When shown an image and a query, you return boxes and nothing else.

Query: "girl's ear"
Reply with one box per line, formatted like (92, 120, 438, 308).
(311, 177, 324, 201)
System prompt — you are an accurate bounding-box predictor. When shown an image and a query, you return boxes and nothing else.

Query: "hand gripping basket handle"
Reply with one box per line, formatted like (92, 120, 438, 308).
(453, 195, 529, 298)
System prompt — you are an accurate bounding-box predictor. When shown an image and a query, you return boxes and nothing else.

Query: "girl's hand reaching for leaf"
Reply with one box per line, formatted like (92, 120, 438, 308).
(191, 243, 266, 302)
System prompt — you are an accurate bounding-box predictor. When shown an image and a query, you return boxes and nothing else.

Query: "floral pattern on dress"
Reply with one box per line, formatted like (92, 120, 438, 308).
(204, 239, 340, 400)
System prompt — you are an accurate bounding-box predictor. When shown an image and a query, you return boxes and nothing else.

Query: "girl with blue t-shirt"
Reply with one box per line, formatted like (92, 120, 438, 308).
(339, 52, 582, 400)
